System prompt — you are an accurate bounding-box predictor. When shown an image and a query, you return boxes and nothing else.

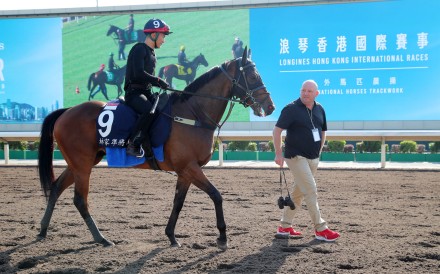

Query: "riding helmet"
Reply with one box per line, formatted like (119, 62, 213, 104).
(143, 18, 172, 35)
(180, 45, 185, 51)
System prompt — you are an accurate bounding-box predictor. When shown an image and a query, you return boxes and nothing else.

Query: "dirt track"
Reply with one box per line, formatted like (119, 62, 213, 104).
(0, 166, 439, 273)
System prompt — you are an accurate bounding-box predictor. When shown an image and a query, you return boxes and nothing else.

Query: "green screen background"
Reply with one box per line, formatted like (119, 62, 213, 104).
(62, 10, 251, 121)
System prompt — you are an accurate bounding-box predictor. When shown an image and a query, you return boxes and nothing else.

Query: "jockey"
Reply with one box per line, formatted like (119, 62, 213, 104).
(123, 18, 172, 157)
(178, 45, 190, 73)
(108, 53, 119, 72)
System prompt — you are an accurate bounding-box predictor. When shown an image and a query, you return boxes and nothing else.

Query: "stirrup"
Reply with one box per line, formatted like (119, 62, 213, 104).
(138, 147, 145, 158)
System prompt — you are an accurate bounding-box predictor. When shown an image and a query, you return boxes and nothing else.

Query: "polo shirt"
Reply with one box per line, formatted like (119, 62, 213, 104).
(275, 98, 327, 159)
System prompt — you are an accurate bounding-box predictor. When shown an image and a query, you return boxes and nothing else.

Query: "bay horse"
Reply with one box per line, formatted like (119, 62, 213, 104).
(87, 65, 126, 101)
(106, 25, 145, 44)
(158, 53, 209, 86)
(37, 48, 275, 250)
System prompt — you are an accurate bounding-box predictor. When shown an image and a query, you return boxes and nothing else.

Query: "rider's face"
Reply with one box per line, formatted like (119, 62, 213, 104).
(154, 33, 166, 48)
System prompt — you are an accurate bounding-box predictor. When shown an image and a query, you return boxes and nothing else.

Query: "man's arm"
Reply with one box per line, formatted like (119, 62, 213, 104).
(320, 131, 326, 154)
(273, 126, 285, 167)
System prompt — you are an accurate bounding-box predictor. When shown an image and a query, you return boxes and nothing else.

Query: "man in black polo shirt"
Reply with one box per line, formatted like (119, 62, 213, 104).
(272, 79, 340, 242)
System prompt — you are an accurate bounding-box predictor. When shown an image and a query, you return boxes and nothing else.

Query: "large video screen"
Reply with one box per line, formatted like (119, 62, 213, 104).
(0, 18, 63, 123)
(250, 0, 440, 121)
(1, 0, 439, 125)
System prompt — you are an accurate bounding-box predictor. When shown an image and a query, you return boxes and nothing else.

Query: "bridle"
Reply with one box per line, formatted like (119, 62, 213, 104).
(161, 57, 272, 130)
(219, 57, 271, 109)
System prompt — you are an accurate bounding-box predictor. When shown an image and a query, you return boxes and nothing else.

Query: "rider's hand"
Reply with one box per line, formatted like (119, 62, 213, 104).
(157, 78, 169, 89)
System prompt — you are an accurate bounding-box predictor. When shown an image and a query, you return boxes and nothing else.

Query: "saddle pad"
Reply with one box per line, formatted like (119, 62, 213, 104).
(97, 97, 173, 166)
(106, 147, 146, 167)
(97, 100, 136, 147)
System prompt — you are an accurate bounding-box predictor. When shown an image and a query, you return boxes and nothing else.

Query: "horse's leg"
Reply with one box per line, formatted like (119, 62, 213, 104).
(168, 165, 227, 250)
(72, 171, 114, 247)
(91, 85, 101, 99)
(39, 168, 74, 238)
(89, 84, 97, 101)
(117, 85, 122, 98)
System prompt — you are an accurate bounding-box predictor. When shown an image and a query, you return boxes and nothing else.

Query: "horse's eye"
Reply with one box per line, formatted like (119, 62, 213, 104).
(248, 73, 259, 83)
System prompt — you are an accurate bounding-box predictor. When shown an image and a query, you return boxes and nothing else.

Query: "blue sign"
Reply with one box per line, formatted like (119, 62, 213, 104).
(0, 17, 63, 123)
(250, 0, 440, 121)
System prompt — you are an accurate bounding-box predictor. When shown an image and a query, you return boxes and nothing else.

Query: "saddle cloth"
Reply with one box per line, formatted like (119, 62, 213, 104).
(96, 95, 172, 167)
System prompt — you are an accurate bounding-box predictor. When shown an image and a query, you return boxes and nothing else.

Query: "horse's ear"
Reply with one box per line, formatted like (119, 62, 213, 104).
(242, 46, 248, 64)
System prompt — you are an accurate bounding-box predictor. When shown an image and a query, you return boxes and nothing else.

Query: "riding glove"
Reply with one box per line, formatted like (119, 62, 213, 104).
(156, 78, 169, 89)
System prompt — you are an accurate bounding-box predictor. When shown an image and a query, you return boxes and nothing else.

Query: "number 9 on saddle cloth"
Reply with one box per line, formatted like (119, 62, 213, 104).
(96, 93, 172, 167)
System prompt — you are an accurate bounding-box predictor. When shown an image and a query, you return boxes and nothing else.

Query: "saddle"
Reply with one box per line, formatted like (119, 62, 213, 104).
(96, 93, 173, 169)
(177, 65, 192, 75)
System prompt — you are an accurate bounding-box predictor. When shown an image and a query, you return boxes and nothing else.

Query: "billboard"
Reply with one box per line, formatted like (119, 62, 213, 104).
(250, 0, 440, 121)
(0, 18, 63, 123)
(1, 0, 439, 125)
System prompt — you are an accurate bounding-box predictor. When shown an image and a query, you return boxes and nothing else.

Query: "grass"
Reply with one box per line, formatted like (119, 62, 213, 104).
(62, 10, 250, 121)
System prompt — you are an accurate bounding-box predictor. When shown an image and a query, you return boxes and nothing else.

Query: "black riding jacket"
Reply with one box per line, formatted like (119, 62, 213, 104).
(124, 43, 160, 97)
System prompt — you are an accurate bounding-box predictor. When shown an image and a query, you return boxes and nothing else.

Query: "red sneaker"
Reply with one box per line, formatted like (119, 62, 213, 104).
(276, 225, 302, 236)
(315, 228, 340, 241)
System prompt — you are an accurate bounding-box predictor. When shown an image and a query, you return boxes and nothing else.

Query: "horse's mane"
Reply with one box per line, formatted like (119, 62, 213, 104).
(179, 65, 223, 101)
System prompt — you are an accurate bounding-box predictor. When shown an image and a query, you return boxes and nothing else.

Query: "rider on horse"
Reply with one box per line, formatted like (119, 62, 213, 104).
(178, 45, 191, 74)
(108, 52, 119, 73)
(124, 18, 172, 157)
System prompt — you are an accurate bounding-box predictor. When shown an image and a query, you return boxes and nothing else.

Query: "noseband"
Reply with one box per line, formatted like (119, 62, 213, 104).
(219, 58, 270, 108)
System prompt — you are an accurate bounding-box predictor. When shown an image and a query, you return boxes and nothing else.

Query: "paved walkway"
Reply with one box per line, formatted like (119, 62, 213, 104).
(1, 159, 439, 170)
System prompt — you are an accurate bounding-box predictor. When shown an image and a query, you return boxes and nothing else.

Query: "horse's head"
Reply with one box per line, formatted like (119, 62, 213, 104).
(226, 47, 275, 117)
(106, 25, 117, 36)
(198, 54, 209, 67)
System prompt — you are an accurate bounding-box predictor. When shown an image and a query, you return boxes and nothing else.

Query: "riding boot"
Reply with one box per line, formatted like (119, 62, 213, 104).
(126, 131, 145, 158)
(126, 112, 154, 158)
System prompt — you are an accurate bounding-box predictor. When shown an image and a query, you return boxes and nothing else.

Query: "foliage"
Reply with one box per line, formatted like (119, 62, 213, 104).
(356, 141, 383, 153)
(27, 141, 40, 151)
(247, 142, 257, 151)
(213, 139, 220, 151)
(429, 142, 440, 153)
(363, 141, 382, 153)
(356, 142, 364, 153)
(227, 141, 250, 151)
(399, 140, 417, 153)
(268, 140, 275, 152)
(6, 141, 28, 151)
(327, 140, 346, 152)
(258, 142, 270, 152)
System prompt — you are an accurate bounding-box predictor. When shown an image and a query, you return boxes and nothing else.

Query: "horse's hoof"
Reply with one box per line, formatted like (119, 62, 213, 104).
(36, 234, 46, 241)
(170, 242, 182, 248)
(38, 229, 47, 238)
(100, 239, 115, 247)
(217, 238, 228, 251)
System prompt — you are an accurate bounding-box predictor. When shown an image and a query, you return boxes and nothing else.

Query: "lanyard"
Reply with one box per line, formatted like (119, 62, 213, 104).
(306, 106, 316, 129)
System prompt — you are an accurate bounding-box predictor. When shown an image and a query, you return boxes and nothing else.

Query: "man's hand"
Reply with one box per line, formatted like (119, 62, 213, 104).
(157, 78, 169, 89)
(274, 153, 284, 167)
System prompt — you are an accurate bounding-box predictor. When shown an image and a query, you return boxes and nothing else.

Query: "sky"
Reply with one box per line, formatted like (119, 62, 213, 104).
(1, 0, 221, 10)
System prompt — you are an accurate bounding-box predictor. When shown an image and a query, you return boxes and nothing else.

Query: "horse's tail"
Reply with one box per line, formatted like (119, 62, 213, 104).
(38, 108, 69, 200)
(158, 66, 165, 79)
(87, 73, 95, 91)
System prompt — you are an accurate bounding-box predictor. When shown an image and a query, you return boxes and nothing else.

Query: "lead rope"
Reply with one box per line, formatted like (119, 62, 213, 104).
(279, 167, 291, 198)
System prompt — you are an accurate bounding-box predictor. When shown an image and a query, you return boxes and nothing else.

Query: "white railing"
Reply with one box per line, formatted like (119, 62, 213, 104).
(2, 130, 440, 167)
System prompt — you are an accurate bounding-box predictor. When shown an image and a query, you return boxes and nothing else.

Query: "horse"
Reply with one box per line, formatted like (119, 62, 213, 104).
(87, 66, 126, 101)
(106, 25, 145, 44)
(37, 48, 275, 250)
(158, 54, 209, 86)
